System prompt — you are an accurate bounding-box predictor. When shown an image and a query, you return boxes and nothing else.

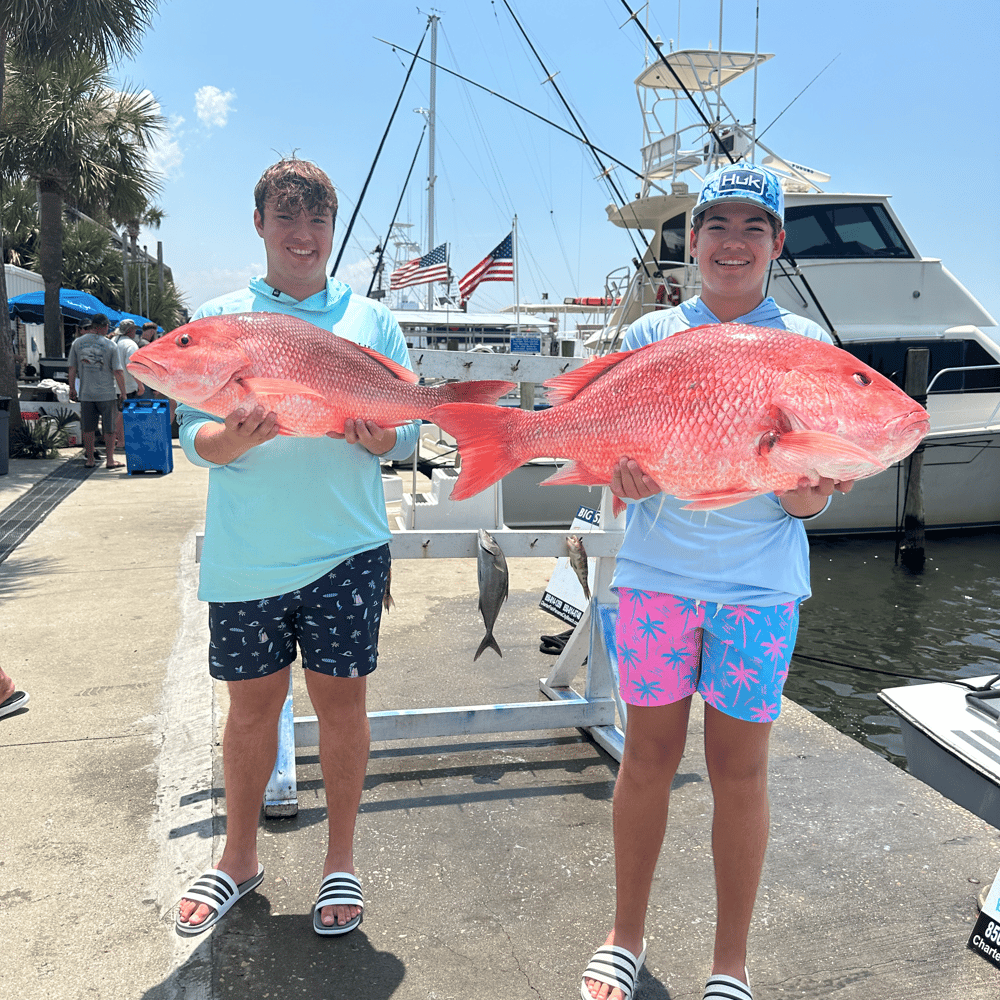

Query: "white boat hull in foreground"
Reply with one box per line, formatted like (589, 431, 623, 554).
(879, 674, 1000, 829)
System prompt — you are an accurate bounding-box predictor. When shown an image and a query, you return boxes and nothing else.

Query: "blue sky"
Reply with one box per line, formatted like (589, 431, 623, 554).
(118, 0, 998, 330)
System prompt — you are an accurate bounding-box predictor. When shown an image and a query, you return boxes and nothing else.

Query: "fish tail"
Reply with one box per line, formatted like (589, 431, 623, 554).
(430, 403, 531, 500)
(474, 632, 503, 661)
(438, 380, 518, 406)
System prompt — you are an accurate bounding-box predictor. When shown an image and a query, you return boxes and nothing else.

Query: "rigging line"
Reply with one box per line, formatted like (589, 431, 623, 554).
(756, 53, 841, 145)
(373, 37, 643, 181)
(498, 0, 650, 268)
(789, 651, 991, 684)
(331, 23, 429, 276)
(367, 126, 426, 298)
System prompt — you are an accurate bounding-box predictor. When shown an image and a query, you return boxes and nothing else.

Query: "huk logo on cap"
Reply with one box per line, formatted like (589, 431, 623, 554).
(719, 169, 766, 196)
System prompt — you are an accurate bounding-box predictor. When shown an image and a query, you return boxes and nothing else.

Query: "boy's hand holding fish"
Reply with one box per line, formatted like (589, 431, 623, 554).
(195, 403, 280, 465)
(326, 417, 398, 456)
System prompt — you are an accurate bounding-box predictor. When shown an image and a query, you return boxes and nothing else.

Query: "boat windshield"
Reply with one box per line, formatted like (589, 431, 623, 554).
(784, 203, 913, 259)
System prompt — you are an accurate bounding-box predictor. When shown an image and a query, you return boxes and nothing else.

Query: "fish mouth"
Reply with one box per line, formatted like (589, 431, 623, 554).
(884, 408, 931, 453)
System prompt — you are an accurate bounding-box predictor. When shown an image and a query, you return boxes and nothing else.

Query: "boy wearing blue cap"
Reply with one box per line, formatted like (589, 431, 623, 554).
(581, 165, 854, 1000)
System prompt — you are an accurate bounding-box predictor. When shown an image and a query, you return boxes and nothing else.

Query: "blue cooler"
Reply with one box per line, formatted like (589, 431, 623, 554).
(123, 399, 174, 475)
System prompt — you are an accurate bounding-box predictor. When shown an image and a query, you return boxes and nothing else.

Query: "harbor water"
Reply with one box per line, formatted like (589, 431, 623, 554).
(787, 529, 1000, 768)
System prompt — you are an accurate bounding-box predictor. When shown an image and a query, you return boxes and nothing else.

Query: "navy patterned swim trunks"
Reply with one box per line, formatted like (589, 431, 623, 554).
(207, 545, 391, 681)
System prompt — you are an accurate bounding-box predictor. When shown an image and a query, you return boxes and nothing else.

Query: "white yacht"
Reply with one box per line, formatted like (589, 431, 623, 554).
(596, 48, 999, 535)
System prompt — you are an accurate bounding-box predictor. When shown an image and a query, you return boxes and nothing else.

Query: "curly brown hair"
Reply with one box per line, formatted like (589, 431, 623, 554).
(254, 157, 338, 222)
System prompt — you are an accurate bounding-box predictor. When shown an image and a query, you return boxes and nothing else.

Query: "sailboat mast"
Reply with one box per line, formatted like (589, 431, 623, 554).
(426, 13, 439, 310)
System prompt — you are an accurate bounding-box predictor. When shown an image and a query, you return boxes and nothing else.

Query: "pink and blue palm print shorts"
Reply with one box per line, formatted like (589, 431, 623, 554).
(615, 588, 800, 722)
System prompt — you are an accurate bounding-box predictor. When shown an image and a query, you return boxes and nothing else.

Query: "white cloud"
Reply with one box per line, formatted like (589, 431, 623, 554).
(195, 85, 236, 128)
(148, 114, 185, 180)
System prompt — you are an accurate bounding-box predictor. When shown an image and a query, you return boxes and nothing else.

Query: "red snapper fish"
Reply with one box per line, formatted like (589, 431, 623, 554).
(431, 323, 930, 512)
(127, 312, 516, 435)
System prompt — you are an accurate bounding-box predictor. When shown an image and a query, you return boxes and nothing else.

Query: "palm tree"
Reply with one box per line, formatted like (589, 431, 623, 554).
(0, 0, 156, 431)
(1, 52, 164, 357)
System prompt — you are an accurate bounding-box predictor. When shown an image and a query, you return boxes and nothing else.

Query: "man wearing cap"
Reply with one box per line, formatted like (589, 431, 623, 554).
(112, 319, 145, 447)
(581, 164, 855, 1000)
(67, 314, 127, 469)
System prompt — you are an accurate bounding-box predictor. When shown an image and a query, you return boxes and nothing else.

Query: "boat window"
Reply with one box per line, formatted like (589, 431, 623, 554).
(839, 339, 1000, 392)
(784, 203, 913, 259)
(658, 213, 687, 264)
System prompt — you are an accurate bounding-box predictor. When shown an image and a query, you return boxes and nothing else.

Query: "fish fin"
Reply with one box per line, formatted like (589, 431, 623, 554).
(473, 634, 503, 660)
(612, 496, 627, 519)
(766, 429, 886, 477)
(540, 460, 605, 487)
(431, 404, 530, 500)
(542, 351, 635, 405)
(677, 489, 763, 511)
(239, 377, 329, 404)
(441, 380, 518, 405)
(355, 345, 419, 383)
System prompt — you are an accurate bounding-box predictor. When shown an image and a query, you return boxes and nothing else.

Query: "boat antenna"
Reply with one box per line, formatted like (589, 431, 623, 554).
(331, 22, 429, 276)
(367, 125, 427, 298)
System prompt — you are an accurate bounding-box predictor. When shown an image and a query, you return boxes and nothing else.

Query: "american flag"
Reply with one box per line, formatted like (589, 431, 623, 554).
(458, 233, 513, 303)
(389, 243, 450, 289)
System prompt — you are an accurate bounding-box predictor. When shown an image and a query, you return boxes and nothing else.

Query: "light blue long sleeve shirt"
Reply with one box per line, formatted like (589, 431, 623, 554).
(611, 297, 833, 606)
(178, 277, 418, 602)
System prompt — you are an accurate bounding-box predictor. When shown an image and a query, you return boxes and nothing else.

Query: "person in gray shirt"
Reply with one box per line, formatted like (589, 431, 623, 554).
(68, 313, 127, 468)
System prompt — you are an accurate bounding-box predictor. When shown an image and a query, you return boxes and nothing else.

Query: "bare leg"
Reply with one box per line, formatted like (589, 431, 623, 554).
(83, 430, 96, 466)
(584, 698, 692, 1000)
(0, 666, 14, 701)
(304, 672, 370, 929)
(703, 705, 772, 984)
(177, 668, 289, 928)
(104, 429, 122, 468)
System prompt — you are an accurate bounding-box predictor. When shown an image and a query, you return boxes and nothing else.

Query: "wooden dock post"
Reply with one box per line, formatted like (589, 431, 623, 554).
(899, 348, 930, 573)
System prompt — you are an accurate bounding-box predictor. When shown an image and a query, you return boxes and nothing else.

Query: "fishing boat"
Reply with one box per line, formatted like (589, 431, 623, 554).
(879, 675, 1000, 829)
(594, 45, 1000, 535)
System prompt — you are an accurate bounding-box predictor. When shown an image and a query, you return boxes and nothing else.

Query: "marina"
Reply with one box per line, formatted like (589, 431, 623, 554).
(2, 4, 998, 997)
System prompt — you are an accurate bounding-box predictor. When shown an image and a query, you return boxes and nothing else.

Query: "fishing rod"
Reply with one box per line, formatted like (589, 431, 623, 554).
(331, 23, 429, 277)
(366, 125, 426, 298)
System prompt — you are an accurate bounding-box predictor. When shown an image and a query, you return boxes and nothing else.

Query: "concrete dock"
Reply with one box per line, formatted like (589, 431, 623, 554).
(0, 446, 996, 999)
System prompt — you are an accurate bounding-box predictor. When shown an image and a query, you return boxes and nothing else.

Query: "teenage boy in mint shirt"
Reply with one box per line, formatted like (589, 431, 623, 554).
(581, 164, 855, 1000)
(175, 157, 417, 940)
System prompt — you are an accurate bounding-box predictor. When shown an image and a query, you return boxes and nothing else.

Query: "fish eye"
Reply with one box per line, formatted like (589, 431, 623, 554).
(176, 333, 191, 347)
(853, 372, 872, 386)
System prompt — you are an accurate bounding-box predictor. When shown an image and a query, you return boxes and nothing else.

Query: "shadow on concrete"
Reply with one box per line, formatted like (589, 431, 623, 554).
(142, 895, 407, 1000)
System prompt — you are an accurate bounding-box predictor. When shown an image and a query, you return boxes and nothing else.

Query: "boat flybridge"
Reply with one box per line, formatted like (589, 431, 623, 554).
(596, 46, 999, 535)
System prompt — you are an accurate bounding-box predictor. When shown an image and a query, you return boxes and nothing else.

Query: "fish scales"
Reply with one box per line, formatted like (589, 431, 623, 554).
(127, 312, 516, 437)
(432, 323, 930, 511)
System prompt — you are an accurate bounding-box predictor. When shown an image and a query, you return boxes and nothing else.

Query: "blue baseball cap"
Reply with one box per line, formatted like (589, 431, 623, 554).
(692, 163, 784, 228)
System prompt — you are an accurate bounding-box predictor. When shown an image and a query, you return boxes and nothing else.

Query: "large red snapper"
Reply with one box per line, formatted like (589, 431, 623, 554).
(431, 324, 929, 512)
(127, 312, 516, 436)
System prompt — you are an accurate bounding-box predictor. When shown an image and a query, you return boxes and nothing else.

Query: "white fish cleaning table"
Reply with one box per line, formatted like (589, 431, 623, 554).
(263, 514, 627, 817)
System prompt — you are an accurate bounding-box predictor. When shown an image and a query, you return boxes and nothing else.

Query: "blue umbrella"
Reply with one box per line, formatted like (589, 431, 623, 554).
(8, 289, 156, 328)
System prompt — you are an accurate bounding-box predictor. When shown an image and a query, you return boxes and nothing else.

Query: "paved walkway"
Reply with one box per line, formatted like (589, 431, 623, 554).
(0, 447, 996, 999)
